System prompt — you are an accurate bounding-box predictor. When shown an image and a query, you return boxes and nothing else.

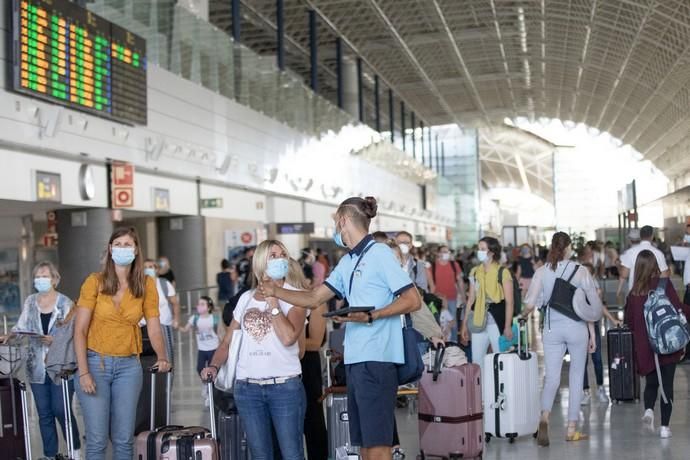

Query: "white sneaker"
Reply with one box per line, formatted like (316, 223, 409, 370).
(597, 387, 609, 403)
(73, 448, 82, 460)
(642, 409, 654, 427)
(660, 426, 672, 439)
(580, 391, 591, 405)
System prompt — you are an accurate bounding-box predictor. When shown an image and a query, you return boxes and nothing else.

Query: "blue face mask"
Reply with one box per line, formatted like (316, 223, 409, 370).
(34, 277, 52, 293)
(684, 234, 690, 244)
(266, 258, 289, 280)
(144, 268, 156, 278)
(112, 247, 136, 266)
(333, 230, 347, 248)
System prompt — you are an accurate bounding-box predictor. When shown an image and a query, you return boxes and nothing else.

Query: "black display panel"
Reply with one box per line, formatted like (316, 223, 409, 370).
(12, 0, 147, 125)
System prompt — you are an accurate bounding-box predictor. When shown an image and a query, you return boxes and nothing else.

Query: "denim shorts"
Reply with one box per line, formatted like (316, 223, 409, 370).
(345, 361, 398, 448)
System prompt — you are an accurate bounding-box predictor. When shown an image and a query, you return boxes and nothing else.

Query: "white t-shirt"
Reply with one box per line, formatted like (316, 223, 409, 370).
(233, 286, 302, 380)
(619, 241, 669, 291)
(139, 278, 176, 327)
(188, 314, 220, 351)
(156, 278, 176, 326)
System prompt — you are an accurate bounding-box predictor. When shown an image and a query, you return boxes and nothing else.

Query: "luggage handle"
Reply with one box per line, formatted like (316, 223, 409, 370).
(516, 318, 529, 359)
(204, 374, 217, 440)
(147, 365, 174, 431)
(430, 343, 446, 381)
(61, 374, 75, 459)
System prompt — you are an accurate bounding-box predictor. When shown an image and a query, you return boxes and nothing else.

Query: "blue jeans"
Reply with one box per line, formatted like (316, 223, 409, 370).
(447, 299, 458, 342)
(234, 377, 306, 460)
(75, 351, 143, 460)
(30, 373, 81, 457)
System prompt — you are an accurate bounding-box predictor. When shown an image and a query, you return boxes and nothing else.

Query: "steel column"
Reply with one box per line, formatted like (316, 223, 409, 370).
(420, 121, 425, 166)
(388, 89, 394, 143)
(231, 0, 241, 42)
(308, 9, 318, 91)
(435, 134, 440, 173)
(441, 142, 445, 176)
(411, 112, 416, 160)
(400, 101, 406, 152)
(374, 75, 381, 132)
(357, 57, 364, 123)
(336, 37, 343, 108)
(276, 0, 285, 70)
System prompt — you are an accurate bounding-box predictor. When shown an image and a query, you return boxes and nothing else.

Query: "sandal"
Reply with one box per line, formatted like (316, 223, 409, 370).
(566, 431, 589, 442)
(537, 420, 550, 447)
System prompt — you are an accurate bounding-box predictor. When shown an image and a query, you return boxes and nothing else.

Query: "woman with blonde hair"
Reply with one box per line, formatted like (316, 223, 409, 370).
(202, 240, 307, 460)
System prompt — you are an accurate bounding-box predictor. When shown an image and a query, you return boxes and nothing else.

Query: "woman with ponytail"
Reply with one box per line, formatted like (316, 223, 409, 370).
(520, 232, 600, 446)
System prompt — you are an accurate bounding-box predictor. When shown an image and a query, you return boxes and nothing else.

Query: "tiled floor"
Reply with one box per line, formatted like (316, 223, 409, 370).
(22, 318, 690, 459)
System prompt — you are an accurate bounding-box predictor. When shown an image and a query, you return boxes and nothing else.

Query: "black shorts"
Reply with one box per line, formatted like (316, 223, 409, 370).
(345, 361, 398, 448)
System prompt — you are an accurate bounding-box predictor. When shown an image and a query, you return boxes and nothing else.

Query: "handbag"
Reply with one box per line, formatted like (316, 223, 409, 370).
(466, 309, 488, 334)
(215, 291, 253, 392)
(214, 329, 243, 392)
(547, 263, 582, 322)
(396, 314, 424, 385)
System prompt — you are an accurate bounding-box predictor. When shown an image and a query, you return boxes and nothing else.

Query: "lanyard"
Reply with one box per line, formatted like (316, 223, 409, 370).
(348, 241, 376, 297)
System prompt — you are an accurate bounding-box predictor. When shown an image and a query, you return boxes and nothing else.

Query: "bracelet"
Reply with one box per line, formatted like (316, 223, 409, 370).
(79, 372, 90, 378)
(366, 311, 373, 324)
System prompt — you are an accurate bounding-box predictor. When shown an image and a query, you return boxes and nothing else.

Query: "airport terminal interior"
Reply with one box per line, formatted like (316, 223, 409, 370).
(2, 0, 690, 459)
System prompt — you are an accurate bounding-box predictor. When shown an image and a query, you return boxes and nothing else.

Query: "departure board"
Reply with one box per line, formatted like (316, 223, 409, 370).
(12, 0, 147, 125)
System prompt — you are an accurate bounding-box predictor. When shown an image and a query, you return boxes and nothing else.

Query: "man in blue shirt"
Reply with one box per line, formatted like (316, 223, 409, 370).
(260, 196, 420, 460)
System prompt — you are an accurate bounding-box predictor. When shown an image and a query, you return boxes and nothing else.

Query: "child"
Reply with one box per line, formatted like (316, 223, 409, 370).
(180, 296, 219, 406)
(439, 299, 455, 343)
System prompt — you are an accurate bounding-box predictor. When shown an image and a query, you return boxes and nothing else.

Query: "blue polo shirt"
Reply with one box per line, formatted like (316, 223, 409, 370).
(325, 235, 414, 365)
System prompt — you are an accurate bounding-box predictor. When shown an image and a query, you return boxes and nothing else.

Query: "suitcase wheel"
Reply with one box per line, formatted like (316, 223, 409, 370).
(485, 433, 492, 443)
(533, 431, 538, 439)
(418, 450, 426, 460)
(509, 437, 515, 444)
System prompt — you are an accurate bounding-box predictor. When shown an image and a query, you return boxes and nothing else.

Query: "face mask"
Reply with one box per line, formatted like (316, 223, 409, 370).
(112, 247, 136, 266)
(158, 260, 167, 268)
(34, 277, 52, 293)
(399, 244, 410, 255)
(477, 250, 489, 263)
(196, 304, 208, 315)
(333, 230, 347, 248)
(266, 258, 289, 280)
(521, 248, 531, 258)
(440, 253, 450, 261)
(684, 234, 690, 244)
(144, 268, 156, 278)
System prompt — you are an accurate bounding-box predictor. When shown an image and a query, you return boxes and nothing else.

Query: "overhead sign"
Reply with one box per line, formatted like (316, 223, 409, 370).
(36, 171, 61, 202)
(111, 161, 134, 208)
(276, 222, 315, 235)
(201, 198, 223, 209)
(153, 187, 170, 212)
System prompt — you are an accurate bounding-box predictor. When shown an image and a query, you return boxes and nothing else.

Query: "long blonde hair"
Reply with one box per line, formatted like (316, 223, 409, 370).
(286, 258, 309, 289)
(251, 239, 291, 288)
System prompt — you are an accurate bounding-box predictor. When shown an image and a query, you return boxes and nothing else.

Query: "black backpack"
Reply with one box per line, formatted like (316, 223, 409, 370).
(498, 266, 522, 315)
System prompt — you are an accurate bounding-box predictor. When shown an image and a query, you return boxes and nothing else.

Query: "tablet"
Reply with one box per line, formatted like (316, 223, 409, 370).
(323, 306, 375, 318)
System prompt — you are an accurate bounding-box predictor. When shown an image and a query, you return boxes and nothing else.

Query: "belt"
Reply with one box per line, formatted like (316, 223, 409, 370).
(242, 375, 301, 385)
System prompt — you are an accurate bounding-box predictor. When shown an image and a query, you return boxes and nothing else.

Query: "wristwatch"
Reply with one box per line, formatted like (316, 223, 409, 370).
(271, 307, 281, 317)
(366, 311, 373, 325)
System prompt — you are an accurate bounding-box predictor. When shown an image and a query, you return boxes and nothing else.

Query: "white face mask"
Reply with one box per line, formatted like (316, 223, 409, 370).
(477, 250, 489, 263)
(440, 252, 451, 261)
(399, 244, 410, 255)
(684, 234, 690, 244)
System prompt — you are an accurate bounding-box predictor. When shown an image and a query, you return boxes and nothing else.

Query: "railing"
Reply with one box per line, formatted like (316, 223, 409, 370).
(87, 0, 355, 138)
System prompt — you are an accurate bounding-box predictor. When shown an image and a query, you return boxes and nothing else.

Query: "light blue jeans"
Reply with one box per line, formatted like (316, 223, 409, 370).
(447, 299, 458, 342)
(234, 377, 306, 460)
(75, 350, 143, 460)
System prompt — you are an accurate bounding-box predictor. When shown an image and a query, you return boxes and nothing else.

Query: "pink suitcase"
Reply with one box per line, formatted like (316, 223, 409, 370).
(418, 344, 483, 459)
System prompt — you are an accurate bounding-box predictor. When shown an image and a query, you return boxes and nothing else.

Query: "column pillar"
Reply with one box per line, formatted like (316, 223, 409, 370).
(56, 208, 114, 299)
(157, 216, 206, 291)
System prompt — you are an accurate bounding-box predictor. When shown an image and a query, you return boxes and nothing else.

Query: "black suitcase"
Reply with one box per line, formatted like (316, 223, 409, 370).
(218, 407, 250, 460)
(607, 326, 640, 403)
(135, 356, 172, 435)
(0, 377, 31, 460)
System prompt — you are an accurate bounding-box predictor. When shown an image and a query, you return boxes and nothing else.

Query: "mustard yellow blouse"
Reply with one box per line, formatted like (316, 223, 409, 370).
(77, 273, 159, 356)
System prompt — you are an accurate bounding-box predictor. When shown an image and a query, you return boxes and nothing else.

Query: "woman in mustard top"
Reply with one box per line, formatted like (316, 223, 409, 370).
(74, 227, 171, 460)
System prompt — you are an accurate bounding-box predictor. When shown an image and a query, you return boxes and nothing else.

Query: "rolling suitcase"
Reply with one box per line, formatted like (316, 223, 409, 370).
(483, 319, 539, 443)
(135, 367, 182, 460)
(135, 356, 172, 435)
(323, 348, 358, 459)
(55, 373, 78, 460)
(0, 376, 32, 460)
(607, 325, 640, 403)
(418, 344, 483, 459)
(218, 407, 250, 460)
(161, 378, 219, 459)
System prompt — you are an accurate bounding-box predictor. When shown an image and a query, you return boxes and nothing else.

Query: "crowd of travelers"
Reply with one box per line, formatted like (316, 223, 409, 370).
(3, 196, 690, 459)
